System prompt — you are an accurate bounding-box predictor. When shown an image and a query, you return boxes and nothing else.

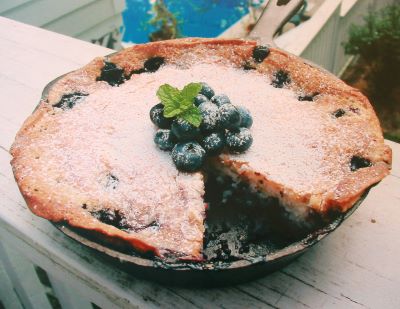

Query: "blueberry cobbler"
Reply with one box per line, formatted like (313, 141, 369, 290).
(10, 39, 392, 261)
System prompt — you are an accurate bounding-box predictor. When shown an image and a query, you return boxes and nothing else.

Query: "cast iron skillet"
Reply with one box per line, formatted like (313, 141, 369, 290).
(42, 0, 370, 286)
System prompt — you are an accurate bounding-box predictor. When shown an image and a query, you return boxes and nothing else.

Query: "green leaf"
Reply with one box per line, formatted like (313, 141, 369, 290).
(163, 103, 183, 118)
(155, 82, 203, 125)
(181, 83, 202, 102)
(181, 106, 202, 127)
(157, 84, 183, 117)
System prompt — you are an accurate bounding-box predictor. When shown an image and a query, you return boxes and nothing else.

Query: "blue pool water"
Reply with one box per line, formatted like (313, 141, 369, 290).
(122, 0, 259, 43)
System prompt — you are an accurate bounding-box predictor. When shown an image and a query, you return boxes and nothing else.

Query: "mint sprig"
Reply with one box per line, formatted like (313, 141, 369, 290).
(157, 82, 202, 127)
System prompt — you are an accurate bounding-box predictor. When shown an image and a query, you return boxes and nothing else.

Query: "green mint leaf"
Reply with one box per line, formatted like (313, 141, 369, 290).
(157, 84, 184, 117)
(181, 83, 202, 102)
(181, 106, 202, 127)
(156, 82, 203, 125)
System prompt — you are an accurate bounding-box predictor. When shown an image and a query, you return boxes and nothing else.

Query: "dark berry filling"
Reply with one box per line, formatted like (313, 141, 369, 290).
(130, 57, 165, 75)
(350, 156, 372, 171)
(97, 61, 125, 86)
(203, 169, 323, 261)
(89, 208, 160, 234)
(271, 70, 291, 88)
(333, 108, 346, 118)
(252, 45, 270, 63)
(90, 208, 131, 231)
(105, 173, 119, 189)
(243, 61, 256, 71)
(144, 57, 165, 72)
(349, 106, 360, 114)
(298, 92, 319, 101)
(53, 92, 88, 110)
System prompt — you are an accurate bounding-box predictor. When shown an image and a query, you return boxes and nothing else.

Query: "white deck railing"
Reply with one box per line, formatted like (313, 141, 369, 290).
(276, 0, 396, 76)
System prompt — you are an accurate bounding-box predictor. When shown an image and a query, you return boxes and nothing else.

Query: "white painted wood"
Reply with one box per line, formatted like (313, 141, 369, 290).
(0, 17, 399, 309)
(0, 0, 125, 50)
(0, 0, 32, 14)
(43, 0, 123, 37)
(333, 0, 374, 75)
(47, 273, 94, 309)
(2, 0, 96, 27)
(0, 254, 24, 309)
(113, 0, 126, 13)
(0, 242, 52, 309)
(77, 15, 123, 48)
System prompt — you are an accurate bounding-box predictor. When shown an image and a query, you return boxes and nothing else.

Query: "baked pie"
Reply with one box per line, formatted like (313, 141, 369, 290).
(10, 39, 392, 260)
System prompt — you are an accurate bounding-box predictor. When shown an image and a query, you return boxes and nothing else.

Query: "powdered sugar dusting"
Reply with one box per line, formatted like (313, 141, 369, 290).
(13, 61, 382, 255)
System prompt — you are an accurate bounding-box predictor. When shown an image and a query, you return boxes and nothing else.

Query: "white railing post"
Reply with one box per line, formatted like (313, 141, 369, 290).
(333, 0, 375, 76)
(0, 246, 24, 309)
(47, 273, 94, 309)
(299, 0, 341, 73)
(0, 242, 52, 309)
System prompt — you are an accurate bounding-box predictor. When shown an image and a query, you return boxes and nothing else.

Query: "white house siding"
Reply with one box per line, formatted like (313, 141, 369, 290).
(0, 0, 125, 50)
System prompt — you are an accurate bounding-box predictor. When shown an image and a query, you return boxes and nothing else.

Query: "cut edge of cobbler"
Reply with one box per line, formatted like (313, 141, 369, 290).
(77, 157, 331, 263)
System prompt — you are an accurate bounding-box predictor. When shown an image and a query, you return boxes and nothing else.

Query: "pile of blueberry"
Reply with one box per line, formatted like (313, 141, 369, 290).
(150, 83, 253, 172)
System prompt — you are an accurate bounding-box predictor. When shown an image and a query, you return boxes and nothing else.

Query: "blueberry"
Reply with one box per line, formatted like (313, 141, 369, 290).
(154, 129, 176, 151)
(194, 94, 209, 107)
(350, 156, 371, 171)
(171, 142, 206, 172)
(53, 92, 88, 110)
(97, 61, 125, 86)
(171, 118, 200, 141)
(252, 45, 270, 63)
(226, 128, 253, 153)
(199, 102, 220, 132)
(201, 132, 225, 155)
(211, 94, 231, 107)
(150, 103, 173, 128)
(271, 70, 291, 88)
(237, 106, 253, 128)
(199, 82, 215, 99)
(219, 104, 242, 130)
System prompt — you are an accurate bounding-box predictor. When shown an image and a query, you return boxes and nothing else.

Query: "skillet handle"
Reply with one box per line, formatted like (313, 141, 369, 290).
(248, 0, 305, 46)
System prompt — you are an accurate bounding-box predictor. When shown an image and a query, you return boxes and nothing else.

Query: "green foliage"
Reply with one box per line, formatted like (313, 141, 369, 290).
(149, 0, 181, 41)
(344, 4, 400, 62)
(344, 4, 400, 94)
(343, 4, 400, 143)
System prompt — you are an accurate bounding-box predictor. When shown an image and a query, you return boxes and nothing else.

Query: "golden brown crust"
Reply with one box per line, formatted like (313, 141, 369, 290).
(10, 38, 391, 258)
